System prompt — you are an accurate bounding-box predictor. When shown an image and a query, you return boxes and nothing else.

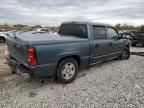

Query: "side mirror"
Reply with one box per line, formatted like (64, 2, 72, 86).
(118, 34, 122, 39)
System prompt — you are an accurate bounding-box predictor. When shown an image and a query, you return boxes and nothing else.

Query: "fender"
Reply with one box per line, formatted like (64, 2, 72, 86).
(123, 39, 131, 50)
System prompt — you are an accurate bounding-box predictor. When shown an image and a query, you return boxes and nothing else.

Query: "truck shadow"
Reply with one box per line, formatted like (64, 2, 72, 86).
(78, 59, 119, 78)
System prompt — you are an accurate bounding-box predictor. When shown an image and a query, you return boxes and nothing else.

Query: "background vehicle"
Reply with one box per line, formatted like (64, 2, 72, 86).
(6, 22, 131, 83)
(119, 26, 144, 46)
(32, 28, 50, 34)
(130, 26, 144, 46)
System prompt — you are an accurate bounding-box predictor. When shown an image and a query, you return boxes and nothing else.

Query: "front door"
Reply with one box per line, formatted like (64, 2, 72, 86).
(106, 27, 124, 58)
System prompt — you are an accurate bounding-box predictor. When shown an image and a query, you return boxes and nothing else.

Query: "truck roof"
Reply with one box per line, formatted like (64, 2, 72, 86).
(62, 21, 112, 27)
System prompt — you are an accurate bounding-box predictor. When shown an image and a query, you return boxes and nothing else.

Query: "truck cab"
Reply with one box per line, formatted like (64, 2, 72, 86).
(59, 22, 130, 64)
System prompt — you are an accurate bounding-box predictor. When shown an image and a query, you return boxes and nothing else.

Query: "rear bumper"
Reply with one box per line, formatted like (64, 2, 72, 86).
(7, 57, 56, 78)
(15, 66, 31, 79)
(7, 58, 33, 78)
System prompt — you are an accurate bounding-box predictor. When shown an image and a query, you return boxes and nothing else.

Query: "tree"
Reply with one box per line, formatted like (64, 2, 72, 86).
(114, 23, 138, 30)
(115, 23, 121, 30)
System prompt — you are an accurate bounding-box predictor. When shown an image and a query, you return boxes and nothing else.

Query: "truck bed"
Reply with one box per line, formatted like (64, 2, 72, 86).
(14, 32, 88, 45)
(7, 32, 89, 65)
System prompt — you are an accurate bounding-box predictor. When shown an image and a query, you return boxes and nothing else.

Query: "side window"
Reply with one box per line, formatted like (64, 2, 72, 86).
(58, 24, 87, 38)
(93, 26, 106, 40)
(107, 27, 119, 39)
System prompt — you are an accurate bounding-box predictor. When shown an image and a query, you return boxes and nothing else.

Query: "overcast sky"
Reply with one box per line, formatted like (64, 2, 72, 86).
(0, 0, 144, 26)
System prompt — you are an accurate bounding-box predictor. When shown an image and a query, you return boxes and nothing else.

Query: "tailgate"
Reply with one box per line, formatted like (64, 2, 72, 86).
(7, 38, 27, 64)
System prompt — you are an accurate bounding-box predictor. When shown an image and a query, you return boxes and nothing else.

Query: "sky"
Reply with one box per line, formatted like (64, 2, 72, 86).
(0, 0, 144, 26)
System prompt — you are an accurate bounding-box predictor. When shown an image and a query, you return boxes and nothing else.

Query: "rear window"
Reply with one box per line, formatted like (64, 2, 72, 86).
(58, 24, 87, 38)
(93, 26, 106, 40)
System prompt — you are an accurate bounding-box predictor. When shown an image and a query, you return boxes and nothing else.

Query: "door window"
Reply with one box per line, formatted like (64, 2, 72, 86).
(93, 26, 106, 40)
(107, 27, 119, 39)
(58, 24, 87, 38)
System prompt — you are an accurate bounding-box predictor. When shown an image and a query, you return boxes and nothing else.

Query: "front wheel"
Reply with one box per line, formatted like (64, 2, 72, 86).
(131, 43, 136, 46)
(120, 48, 130, 60)
(56, 58, 78, 83)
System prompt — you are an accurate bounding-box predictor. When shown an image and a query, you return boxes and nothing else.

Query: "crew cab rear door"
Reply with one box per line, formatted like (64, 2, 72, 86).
(90, 25, 112, 64)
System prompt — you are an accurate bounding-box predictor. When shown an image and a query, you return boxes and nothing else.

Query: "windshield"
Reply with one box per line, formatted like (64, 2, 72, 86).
(58, 24, 87, 38)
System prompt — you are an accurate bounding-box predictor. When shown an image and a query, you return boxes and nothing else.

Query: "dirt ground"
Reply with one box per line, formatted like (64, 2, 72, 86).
(0, 44, 144, 108)
(0, 44, 11, 78)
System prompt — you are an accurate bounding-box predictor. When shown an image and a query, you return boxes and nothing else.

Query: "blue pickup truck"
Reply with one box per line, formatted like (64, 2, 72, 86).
(6, 22, 131, 83)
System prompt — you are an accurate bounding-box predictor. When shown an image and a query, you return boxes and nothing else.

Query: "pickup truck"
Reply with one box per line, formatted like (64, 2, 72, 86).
(6, 22, 131, 83)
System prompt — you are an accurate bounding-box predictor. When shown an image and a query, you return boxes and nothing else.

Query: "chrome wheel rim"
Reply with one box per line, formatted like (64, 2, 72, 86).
(62, 62, 75, 80)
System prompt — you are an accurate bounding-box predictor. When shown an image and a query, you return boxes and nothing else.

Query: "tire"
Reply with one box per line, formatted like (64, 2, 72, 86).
(11, 70, 16, 74)
(0, 37, 6, 43)
(56, 58, 78, 83)
(120, 48, 130, 60)
(131, 43, 136, 46)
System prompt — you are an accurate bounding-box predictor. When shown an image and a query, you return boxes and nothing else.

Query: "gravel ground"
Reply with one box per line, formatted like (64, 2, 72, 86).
(0, 43, 7, 59)
(0, 44, 144, 108)
(131, 47, 144, 53)
(0, 44, 11, 78)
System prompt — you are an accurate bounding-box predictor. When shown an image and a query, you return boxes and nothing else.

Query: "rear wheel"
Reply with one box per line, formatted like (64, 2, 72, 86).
(56, 58, 78, 83)
(120, 48, 130, 60)
(0, 37, 6, 43)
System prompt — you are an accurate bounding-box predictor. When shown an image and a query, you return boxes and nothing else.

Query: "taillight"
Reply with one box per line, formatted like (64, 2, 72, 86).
(27, 48, 37, 65)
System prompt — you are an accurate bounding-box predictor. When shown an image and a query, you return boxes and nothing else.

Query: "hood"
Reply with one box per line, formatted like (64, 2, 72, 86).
(11, 31, 88, 45)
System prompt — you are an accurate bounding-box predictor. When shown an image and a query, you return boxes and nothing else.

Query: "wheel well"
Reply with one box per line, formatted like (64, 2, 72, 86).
(57, 55, 81, 67)
(54, 55, 80, 79)
(126, 44, 130, 49)
(0, 36, 6, 40)
(0, 36, 5, 38)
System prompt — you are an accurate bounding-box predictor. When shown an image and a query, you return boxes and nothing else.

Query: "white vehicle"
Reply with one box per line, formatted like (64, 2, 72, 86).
(0, 29, 7, 43)
(36, 28, 49, 32)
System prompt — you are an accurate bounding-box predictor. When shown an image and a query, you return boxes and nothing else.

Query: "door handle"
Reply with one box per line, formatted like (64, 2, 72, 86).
(95, 44, 99, 48)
